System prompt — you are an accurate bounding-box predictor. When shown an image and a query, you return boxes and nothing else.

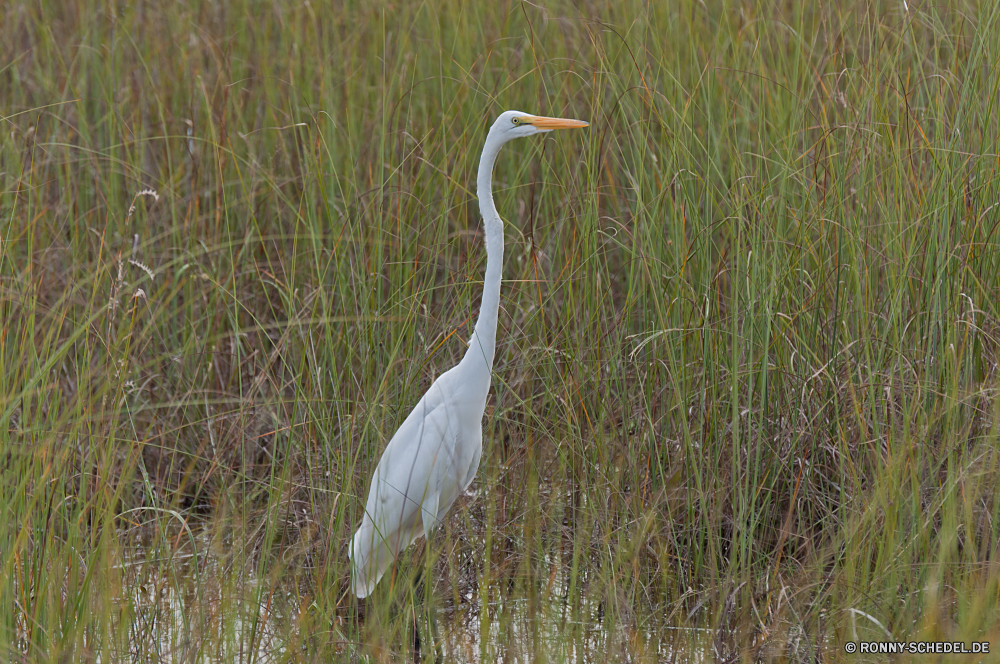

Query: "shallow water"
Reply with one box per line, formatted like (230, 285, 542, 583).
(94, 518, 843, 663)
(104, 537, 719, 663)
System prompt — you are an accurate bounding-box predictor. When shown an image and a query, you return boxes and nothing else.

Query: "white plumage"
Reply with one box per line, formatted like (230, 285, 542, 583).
(350, 110, 588, 598)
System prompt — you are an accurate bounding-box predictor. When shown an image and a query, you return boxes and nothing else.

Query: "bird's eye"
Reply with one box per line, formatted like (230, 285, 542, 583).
(511, 117, 520, 125)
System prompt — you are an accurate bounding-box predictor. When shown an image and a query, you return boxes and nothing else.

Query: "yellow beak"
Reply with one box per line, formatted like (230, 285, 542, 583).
(525, 116, 589, 129)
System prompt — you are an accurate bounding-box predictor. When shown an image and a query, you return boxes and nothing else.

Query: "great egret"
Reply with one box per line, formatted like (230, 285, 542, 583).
(350, 110, 588, 598)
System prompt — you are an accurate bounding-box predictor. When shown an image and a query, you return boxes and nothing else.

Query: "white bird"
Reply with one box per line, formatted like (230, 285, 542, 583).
(350, 110, 588, 598)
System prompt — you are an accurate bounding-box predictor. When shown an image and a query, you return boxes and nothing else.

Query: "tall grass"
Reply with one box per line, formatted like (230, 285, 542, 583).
(2, 0, 1000, 660)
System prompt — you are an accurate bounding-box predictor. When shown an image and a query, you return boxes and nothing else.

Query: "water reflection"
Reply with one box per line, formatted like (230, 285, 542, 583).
(432, 562, 713, 663)
(112, 530, 719, 662)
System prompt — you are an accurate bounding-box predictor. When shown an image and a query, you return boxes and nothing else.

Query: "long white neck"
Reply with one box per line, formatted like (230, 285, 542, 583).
(463, 132, 505, 375)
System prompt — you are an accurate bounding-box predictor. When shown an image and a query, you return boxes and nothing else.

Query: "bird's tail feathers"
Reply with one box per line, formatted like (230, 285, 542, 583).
(350, 519, 422, 598)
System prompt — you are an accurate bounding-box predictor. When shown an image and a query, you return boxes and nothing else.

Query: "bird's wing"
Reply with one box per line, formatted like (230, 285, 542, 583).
(350, 382, 462, 596)
(460, 440, 482, 494)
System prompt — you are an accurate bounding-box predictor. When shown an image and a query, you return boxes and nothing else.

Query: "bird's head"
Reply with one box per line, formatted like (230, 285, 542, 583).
(490, 110, 589, 142)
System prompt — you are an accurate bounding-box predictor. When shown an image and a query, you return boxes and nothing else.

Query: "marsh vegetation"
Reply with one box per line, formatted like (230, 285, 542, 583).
(2, 0, 1000, 660)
